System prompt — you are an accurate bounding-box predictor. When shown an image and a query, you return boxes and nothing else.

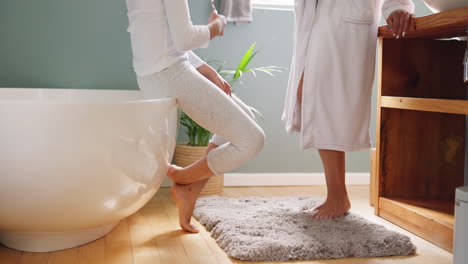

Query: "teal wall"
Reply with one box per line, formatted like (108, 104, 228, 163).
(0, 1, 437, 174)
(0, 0, 136, 89)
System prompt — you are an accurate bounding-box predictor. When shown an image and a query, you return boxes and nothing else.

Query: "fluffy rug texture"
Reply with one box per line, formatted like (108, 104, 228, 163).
(193, 196, 416, 261)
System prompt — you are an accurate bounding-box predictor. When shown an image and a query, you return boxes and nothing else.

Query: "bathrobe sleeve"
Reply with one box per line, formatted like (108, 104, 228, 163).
(164, 0, 211, 51)
(382, 0, 415, 20)
(187, 51, 206, 68)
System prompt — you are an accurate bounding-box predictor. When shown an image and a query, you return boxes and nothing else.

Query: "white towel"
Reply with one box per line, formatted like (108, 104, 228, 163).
(221, 0, 252, 24)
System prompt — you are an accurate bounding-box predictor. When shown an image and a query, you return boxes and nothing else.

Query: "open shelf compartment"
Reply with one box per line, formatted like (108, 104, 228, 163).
(380, 38, 466, 100)
(377, 108, 465, 252)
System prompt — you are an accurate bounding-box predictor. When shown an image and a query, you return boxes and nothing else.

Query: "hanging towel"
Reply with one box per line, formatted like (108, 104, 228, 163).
(221, 0, 252, 24)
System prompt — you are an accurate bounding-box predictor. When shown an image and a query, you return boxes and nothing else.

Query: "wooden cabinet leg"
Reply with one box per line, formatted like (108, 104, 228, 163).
(370, 148, 377, 206)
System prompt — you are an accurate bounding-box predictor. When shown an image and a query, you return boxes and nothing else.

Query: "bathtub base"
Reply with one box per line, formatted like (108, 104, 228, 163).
(0, 222, 119, 253)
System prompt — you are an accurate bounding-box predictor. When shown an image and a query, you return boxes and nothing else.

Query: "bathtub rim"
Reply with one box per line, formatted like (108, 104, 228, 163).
(0, 87, 176, 105)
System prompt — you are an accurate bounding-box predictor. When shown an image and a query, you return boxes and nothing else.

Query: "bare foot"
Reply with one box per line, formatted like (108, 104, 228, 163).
(314, 203, 325, 210)
(170, 184, 199, 233)
(310, 196, 351, 219)
(167, 158, 213, 185)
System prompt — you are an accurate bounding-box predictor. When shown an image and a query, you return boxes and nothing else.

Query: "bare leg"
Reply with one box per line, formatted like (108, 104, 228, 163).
(311, 149, 351, 219)
(297, 73, 349, 218)
(170, 143, 218, 233)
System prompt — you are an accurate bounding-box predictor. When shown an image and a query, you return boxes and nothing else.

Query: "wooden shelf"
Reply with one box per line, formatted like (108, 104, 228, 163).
(374, 8, 467, 253)
(381, 96, 468, 115)
(379, 7, 468, 39)
(378, 197, 454, 252)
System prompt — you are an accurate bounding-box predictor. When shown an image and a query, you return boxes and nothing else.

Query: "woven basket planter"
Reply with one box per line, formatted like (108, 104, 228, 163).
(173, 143, 224, 196)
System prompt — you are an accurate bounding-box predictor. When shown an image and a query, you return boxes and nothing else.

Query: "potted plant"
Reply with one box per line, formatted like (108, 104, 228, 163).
(173, 43, 283, 196)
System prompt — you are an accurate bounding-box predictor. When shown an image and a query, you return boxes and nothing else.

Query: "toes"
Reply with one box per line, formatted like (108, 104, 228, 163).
(310, 209, 334, 219)
(181, 223, 199, 233)
(190, 224, 199, 232)
(311, 212, 325, 219)
(309, 210, 319, 219)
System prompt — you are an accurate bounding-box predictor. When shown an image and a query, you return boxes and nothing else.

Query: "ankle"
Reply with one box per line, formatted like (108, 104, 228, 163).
(327, 187, 348, 196)
(326, 192, 349, 201)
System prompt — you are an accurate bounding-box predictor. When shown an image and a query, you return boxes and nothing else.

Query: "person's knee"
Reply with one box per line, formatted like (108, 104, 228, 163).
(256, 128, 266, 152)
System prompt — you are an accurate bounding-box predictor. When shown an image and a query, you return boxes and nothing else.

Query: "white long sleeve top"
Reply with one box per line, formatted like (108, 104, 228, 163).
(126, 0, 209, 76)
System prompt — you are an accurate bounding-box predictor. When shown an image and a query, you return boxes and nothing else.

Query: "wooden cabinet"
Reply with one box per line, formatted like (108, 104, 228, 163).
(373, 7, 468, 252)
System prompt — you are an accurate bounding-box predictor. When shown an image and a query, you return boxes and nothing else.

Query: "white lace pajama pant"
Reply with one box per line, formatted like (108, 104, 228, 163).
(137, 60, 265, 174)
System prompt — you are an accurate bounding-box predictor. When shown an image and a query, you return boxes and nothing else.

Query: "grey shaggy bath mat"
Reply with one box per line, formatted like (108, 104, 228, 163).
(193, 196, 416, 261)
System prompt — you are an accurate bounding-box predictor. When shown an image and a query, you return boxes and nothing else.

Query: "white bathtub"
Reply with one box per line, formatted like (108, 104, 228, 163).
(0, 88, 178, 252)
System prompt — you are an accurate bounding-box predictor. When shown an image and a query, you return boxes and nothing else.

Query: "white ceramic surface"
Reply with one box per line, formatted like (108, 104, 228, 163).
(0, 88, 178, 252)
(422, 0, 468, 13)
(454, 187, 468, 264)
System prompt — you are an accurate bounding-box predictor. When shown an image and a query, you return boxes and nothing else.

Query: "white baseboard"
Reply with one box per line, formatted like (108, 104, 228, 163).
(161, 173, 370, 187)
(224, 173, 370, 186)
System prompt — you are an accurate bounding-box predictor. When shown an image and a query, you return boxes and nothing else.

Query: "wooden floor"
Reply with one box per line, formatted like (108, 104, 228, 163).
(0, 186, 453, 264)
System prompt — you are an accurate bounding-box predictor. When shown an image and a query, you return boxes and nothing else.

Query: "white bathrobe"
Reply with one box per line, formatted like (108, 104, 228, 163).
(282, 0, 415, 151)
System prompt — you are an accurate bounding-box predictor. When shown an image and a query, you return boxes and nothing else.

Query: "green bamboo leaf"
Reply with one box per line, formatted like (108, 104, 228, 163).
(243, 50, 259, 72)
(235, 70, 243, 79)
(234, 42, 256, 79)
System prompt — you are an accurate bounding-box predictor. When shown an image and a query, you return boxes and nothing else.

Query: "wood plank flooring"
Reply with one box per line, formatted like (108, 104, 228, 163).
(0, 186, 453, 264)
